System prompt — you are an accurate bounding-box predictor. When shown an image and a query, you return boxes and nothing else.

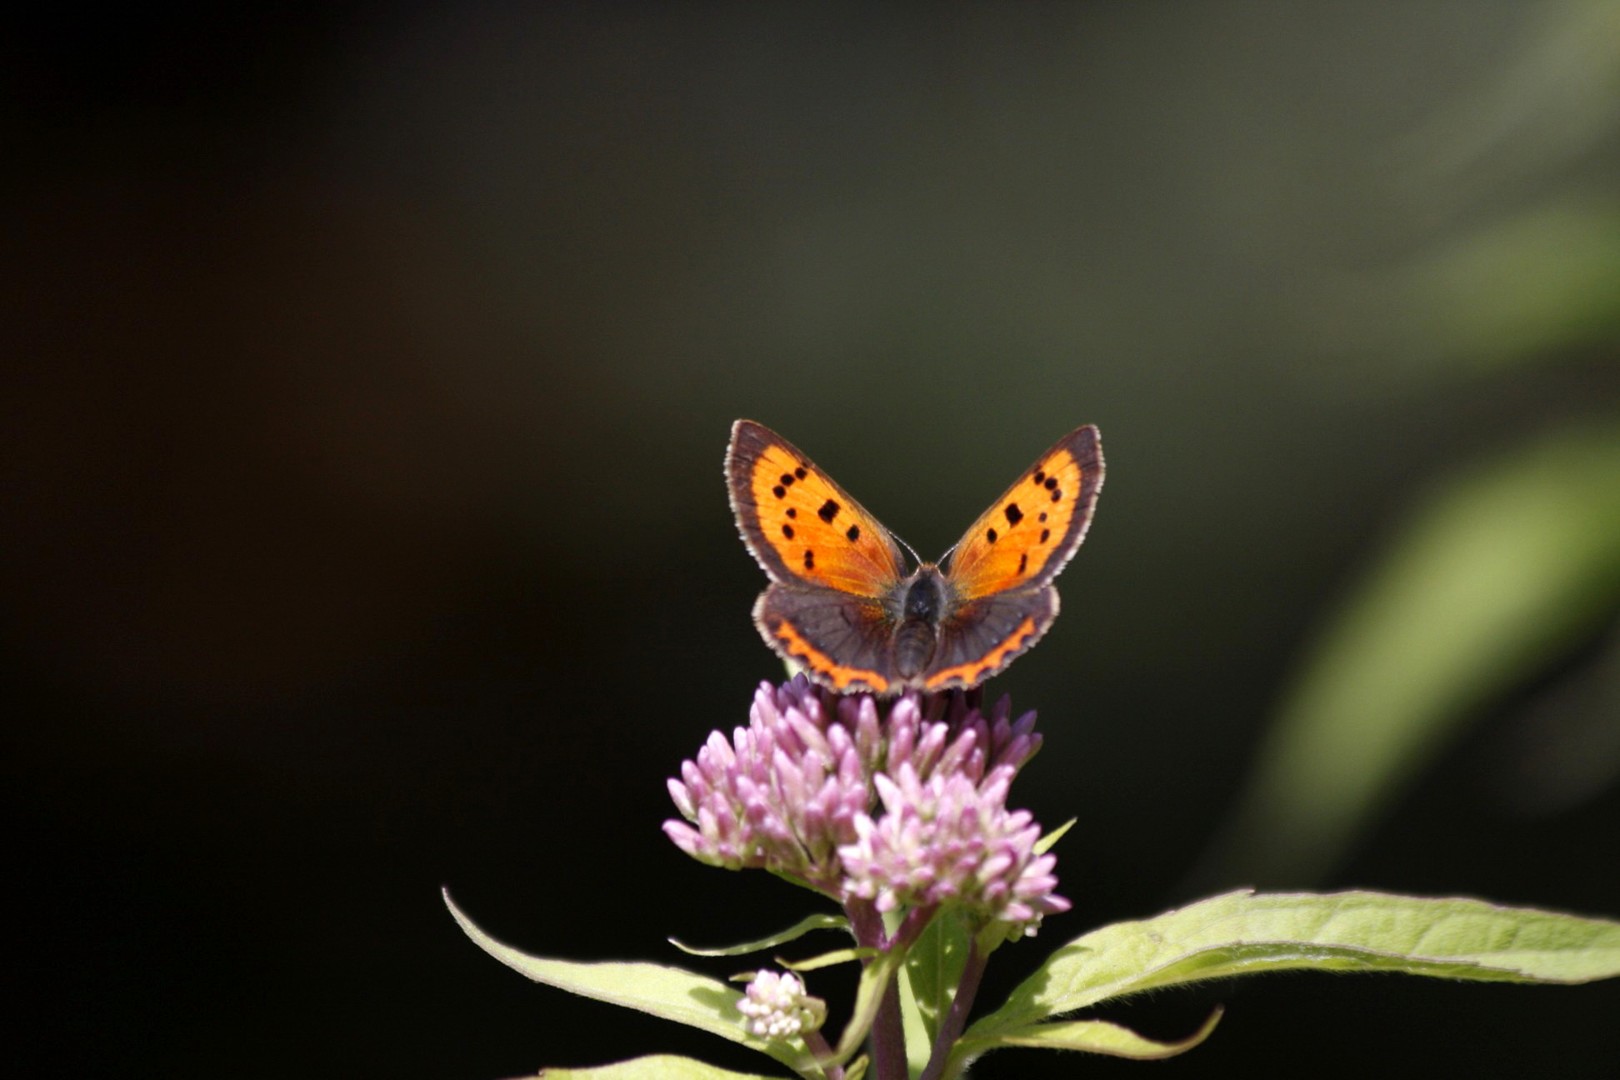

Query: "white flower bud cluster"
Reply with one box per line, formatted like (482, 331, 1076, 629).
(737, 969, 824, 1040)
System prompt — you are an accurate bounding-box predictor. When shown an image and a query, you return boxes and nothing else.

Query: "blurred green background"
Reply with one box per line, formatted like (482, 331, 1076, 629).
(6, 4, 1618, 1077)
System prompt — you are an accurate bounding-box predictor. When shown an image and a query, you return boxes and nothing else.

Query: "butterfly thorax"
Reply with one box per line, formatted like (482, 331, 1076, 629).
(893, 566, 948, 679)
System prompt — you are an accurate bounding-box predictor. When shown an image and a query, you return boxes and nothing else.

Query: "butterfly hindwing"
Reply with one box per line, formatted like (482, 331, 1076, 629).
(923, 588, 1057, 691)
(727, 420, 906, 597)
(945, 425, 1103, 601)
(756, 584, 898, 694)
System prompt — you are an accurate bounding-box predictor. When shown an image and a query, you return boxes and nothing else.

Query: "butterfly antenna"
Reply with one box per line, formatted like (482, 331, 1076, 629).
(894, 532, 925, 568)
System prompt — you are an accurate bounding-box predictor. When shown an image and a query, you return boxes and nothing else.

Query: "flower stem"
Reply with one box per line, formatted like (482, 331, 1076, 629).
(847, 900, 907, 1080)
(801, 1030, 841, 1080)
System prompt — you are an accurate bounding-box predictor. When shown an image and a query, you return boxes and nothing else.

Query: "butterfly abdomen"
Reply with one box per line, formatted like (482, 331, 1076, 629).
(892, 568, 946, 680)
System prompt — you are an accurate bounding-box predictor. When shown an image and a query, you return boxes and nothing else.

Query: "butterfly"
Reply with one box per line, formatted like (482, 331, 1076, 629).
(726, 419, 1104, 695)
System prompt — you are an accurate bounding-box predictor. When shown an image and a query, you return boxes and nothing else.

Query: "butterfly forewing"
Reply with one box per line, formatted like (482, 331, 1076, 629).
(726, 420, 907, 598)
(944, 425, 1104, 601)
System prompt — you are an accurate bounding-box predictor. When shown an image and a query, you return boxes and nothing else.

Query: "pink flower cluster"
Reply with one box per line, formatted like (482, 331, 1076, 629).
(664, 678, 882, 891)
(839, 763, 1068, 933)
(665, 676, 1066, 933)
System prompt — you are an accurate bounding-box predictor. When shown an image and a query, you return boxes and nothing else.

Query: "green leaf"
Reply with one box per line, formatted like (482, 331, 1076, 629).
(953, 1008, 1222, 1070)
(778, 946, 874, 973)
(1034, 818, 1076, 856)
(832, 946, 908, 1066)
(967, 889, 1620, 1042)
(896, 964, 929, 1080)
(898, 908, 972, 1075)
(1202, 424, 1620, 884)
(671, 914, 849, 958)
(535, 1055, 785, 1079)
(444, 891, 815, 1076)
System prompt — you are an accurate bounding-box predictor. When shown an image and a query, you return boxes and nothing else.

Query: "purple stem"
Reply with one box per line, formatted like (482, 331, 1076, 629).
(846, 899, 907, 1080)
(800, 1029, 841, 1080)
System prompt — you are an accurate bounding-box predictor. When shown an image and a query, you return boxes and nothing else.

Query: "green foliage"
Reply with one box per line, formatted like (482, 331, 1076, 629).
(1206, 424, 1620, 882)
(1198, 0, 1620, 890)
(834, 943, 907, 1066)
(897, 908, 971, 1071)
(535, 1057, 784, 1080)
(977, 889, 1620, 1031)
(968, 1011, 1222, 1062)
(672, 915, 850, 958)
(948, 889, 1620, 1077)
(450, 886, 1620, 1078)
(445, 890, 817, 1076)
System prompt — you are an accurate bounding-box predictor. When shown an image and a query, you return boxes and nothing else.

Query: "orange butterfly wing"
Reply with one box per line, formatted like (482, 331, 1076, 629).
(728, 420, 908, 693)
(944, 425, 1104, 600)
(726, 420, 906, 597)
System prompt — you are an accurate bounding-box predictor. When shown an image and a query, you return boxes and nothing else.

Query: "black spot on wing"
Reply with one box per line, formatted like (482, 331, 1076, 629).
(818, 499, 840, 523)
(846, 524, 861, 542)
(1004, 503, 1023, 526)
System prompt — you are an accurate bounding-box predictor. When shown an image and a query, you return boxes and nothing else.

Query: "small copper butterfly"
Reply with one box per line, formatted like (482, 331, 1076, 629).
(726, 420, 1104, 694)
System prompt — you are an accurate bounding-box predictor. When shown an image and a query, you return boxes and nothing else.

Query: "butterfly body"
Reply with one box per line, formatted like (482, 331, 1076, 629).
(894, 567, 946, 672)
(828, 563, 950, 681)
(728, 420, 1103, 695)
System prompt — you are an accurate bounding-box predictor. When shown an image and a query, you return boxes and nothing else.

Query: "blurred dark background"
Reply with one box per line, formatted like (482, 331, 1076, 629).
(6, 4, 1619, 1077)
